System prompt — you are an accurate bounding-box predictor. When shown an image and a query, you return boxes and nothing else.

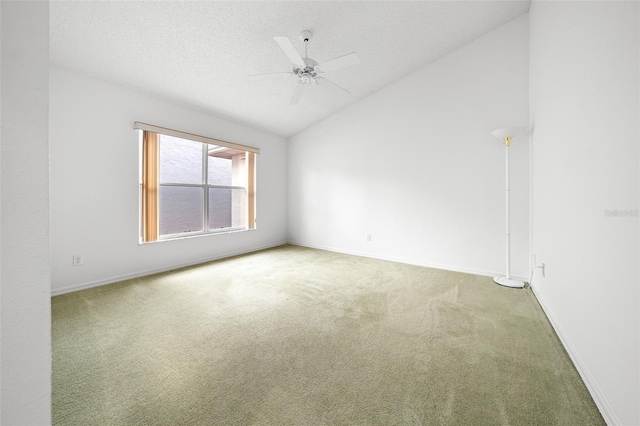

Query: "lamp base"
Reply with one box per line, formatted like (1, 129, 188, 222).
(493, 276, 525, 288)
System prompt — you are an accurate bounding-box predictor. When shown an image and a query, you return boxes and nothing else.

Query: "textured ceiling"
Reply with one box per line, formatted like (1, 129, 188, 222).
(50, 1, 531, 137)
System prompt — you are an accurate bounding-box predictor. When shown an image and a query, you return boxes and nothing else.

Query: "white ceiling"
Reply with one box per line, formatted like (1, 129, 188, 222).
(50, 1, 531, 137)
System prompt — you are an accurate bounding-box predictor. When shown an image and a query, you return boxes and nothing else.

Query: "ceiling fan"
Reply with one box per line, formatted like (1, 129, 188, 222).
(250, 30, 361, 105)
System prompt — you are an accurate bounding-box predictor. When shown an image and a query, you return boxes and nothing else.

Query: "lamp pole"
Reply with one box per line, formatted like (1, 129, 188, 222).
(491, 127, 524, 289)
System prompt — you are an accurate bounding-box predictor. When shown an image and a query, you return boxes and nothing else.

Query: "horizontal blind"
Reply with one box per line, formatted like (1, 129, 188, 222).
(134, 122, 260, 154)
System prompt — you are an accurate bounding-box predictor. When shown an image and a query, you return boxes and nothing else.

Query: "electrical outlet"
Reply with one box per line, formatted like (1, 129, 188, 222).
(533, 255, 545, 277)
(72, 255, 83, 266)
(366, 234, 372, 242)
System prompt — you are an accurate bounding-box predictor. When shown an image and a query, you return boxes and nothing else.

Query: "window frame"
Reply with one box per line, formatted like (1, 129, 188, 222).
(137, 122, 258, 243)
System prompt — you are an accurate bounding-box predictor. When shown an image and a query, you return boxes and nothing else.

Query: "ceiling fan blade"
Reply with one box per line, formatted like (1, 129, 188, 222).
(248, 72, 295, 80)
(289, 83, 305, 105)
(317, 52, 361, 73)
(317, 77, 350, 94)
(274, 36, 305, 68)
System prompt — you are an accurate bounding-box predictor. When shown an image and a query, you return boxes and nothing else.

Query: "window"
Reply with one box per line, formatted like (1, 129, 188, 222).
(136, 122, 257, 242)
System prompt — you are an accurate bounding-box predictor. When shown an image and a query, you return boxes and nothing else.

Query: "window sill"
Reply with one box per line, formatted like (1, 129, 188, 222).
(139, 227, 255, 245)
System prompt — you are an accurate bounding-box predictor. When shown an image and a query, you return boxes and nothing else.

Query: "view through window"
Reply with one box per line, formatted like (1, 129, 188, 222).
(138, 125, 257, 242)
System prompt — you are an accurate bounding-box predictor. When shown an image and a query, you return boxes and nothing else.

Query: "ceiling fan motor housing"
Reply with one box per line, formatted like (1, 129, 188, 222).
(294, 57, 319, 84)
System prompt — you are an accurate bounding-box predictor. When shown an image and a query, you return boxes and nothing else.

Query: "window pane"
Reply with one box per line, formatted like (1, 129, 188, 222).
(207, 144, 234, 186)
(208, 155, 232, 186)
(208, 188, 246, 230)
(207, 145, 248, 187)
(160, 135, 202, 184)
(159, 186, 203, 235)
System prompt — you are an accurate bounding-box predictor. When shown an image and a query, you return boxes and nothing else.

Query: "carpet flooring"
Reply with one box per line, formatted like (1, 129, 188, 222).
(52, 245, 604, 425)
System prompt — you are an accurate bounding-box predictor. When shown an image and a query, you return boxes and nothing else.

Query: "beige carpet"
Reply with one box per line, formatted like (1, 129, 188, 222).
(52, 245, 604, 425)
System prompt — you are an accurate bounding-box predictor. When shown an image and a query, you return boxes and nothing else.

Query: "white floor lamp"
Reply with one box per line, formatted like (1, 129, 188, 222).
(491, 127, 525, 289)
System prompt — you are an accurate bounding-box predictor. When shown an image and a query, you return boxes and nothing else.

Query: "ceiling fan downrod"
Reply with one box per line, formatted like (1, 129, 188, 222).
(300, 30, 312, 59)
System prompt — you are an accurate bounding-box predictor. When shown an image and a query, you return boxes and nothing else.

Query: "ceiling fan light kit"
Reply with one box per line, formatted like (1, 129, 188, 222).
(250, 30, 361, 105)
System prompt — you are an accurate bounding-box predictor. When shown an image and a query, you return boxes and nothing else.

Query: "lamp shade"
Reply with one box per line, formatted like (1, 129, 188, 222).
(490, 127, 525, 139)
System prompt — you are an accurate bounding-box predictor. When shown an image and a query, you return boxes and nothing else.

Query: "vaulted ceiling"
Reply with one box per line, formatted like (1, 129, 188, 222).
(50, 1, 531, 137)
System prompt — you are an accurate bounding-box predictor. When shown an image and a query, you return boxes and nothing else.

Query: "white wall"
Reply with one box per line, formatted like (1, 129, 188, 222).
(289, 15, 529, 278)
(50, 67, 288, 294)
(529, 1, 639, 424)
(0, 1, 52, 424)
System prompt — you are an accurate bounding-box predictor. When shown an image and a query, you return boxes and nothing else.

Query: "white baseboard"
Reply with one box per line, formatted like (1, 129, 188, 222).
(286, 240, 528, 282)
(51, 241, 288, 296)
(529, 285, 619, 426)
